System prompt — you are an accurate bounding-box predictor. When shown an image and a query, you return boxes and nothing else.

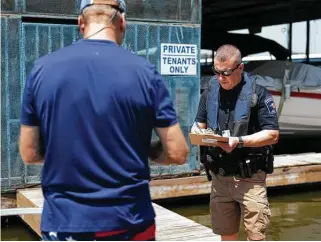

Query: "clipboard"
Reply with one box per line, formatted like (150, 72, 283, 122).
(189, 133, 229, 146)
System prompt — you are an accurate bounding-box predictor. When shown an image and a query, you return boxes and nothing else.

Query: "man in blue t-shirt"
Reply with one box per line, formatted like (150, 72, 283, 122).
(19, 0, 189, 240)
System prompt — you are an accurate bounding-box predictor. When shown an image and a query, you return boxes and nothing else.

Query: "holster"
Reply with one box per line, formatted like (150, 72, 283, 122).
(264, 145, 274, 174)
(200, 146, 213, 181)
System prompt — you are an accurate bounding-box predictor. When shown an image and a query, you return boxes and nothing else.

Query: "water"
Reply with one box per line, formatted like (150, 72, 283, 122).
(2, 189, 321, 241)
(161, 189, 321, 241)
(1, 217, 40, 241)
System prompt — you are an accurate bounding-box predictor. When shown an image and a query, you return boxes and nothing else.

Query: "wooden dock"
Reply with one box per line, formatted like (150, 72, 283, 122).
(16, 189, 220, 241)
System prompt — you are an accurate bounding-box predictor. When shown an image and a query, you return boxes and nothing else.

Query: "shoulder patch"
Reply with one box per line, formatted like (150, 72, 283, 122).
(264, 97, 277, 114)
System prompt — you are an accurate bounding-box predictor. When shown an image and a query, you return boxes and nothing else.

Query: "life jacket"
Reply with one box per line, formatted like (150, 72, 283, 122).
(207, 72, 257, 136)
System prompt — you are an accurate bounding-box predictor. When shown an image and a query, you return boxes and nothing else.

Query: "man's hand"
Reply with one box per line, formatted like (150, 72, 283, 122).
(216, 137, 239, 153)
(191, 122, 206, 134)
(148, 140, 163, 160)
(154, 123, 189, 165)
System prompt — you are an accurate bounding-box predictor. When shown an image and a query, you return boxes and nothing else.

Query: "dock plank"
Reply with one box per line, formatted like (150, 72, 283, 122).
(16, 189, 42, 237)
(16, 188, 220, 241)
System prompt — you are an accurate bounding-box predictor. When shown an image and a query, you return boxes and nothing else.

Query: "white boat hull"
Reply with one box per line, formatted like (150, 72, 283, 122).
(271, 90, 321, 136)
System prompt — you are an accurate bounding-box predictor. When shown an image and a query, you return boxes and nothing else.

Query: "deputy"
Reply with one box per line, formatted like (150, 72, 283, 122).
(192, 44, 279, 241)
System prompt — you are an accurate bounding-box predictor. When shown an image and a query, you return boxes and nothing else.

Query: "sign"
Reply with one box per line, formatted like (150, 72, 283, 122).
(160, 43, 197, 75)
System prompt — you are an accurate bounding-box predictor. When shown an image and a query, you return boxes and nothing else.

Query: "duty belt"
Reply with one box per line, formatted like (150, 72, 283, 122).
(210, 156, 267, 178)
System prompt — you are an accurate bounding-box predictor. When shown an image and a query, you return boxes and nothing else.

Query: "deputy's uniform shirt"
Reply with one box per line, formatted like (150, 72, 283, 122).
(21, 39, 177, 233)
(195, 79, 279, 133)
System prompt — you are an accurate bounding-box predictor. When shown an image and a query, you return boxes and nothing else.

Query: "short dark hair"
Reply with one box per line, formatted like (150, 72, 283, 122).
(215, 44, 242, 64)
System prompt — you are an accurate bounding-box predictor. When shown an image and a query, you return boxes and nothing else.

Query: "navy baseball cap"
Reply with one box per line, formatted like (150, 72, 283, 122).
(80, 0, 126, 13)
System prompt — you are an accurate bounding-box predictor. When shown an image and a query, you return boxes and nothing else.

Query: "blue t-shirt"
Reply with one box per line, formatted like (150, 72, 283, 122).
(20, 39, 178, 232)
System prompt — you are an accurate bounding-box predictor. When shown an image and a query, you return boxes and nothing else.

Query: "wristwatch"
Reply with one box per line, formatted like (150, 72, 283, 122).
(237, 136, 244, 148)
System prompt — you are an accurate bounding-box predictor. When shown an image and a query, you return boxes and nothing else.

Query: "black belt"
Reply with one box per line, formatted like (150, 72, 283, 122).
(214, 164, 240, 176)
(212, 157, 266, 177)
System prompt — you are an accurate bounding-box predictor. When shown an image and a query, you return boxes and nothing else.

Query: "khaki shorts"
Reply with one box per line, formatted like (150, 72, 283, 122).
(210, 171, 271, 240)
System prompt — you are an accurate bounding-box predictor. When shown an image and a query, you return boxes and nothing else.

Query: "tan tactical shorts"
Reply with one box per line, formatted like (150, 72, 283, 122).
(210, 171, 271, 240)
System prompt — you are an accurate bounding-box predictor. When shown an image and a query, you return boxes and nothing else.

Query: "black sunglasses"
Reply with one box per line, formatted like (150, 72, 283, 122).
(212, 63, 241, 77)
